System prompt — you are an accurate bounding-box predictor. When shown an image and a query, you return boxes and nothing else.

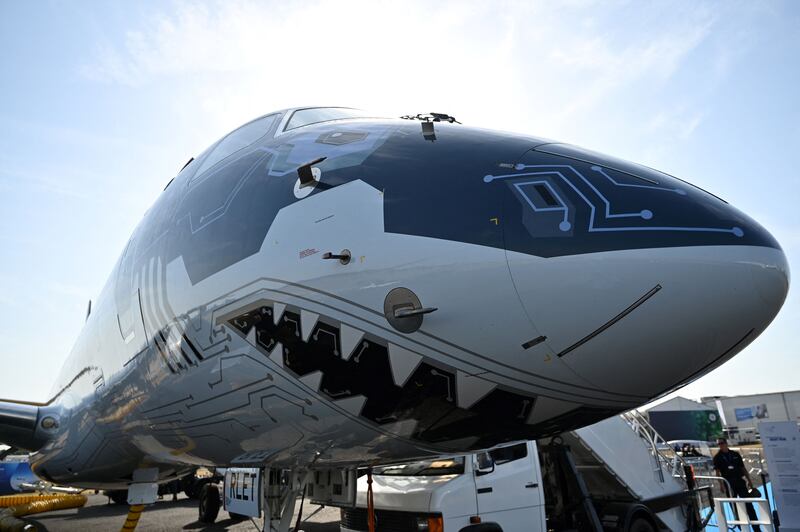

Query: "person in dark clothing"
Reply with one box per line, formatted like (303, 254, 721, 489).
(713, 438, 761, 531)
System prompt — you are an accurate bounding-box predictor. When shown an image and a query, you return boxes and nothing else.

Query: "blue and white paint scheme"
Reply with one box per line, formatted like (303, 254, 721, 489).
(0, 108, 789, 495)
(0, 454, 37, 495)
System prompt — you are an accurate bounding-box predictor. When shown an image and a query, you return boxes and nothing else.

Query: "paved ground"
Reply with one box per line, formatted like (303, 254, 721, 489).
(25, 493, 341, 531)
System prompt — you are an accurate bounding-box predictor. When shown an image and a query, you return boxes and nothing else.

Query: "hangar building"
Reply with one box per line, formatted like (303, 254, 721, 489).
(702, 389, 800, 432)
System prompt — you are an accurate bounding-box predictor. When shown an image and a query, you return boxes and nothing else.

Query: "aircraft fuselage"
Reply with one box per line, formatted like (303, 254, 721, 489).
(15, 108, 787, 488)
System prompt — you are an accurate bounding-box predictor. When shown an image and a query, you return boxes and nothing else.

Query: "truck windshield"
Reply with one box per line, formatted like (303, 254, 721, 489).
(373, 457, 465, 476)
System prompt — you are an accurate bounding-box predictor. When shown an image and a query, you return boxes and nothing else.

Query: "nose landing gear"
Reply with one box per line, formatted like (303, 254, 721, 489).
(197, 483, 221, 524)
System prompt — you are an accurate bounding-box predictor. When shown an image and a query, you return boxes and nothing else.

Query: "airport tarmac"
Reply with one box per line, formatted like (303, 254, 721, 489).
(25, 493, 340, 531)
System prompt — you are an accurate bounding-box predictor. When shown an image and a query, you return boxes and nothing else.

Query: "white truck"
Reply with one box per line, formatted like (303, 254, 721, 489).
(337, 414, 708, 532)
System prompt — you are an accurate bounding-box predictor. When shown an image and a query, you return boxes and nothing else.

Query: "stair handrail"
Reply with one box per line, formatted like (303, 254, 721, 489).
(621, 411, 688, 482)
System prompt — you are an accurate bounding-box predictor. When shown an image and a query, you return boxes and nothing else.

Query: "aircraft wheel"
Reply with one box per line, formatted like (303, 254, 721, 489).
(198, 483, 220, 523)
(108, 490, 128, 505)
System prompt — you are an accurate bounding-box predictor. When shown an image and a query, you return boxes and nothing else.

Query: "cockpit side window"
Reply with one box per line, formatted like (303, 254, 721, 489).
(115, 229, 140, 343)
(193, 113, 279, 178)
(284, 107, 374, 131)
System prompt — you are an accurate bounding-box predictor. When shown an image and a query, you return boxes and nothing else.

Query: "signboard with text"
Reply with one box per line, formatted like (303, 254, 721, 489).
(223, 468, 261, 518)
(760, 421, 800, 532)
(735, 404, 769, 421)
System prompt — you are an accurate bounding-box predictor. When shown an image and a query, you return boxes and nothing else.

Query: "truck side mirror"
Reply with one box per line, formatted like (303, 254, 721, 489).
(475, 452, 495, 476)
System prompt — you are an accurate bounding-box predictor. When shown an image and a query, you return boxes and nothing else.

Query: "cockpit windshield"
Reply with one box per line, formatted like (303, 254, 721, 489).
(372, 457, 465, 477)
(284, 107, 377, 131)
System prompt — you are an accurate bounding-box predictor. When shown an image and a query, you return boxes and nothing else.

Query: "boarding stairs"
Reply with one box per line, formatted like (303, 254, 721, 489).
(564, 412, 690, 530)
(714, 497, 775, 531)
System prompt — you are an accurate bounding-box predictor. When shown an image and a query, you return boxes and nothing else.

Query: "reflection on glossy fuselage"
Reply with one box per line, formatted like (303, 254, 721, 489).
(14, 108, 787, 488)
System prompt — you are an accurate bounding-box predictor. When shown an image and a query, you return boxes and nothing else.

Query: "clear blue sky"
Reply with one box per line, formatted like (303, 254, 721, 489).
(0, 1, 798, 404)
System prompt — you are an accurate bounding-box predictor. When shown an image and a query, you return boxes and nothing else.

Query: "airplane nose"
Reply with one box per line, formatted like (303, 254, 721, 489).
(508, 243, 789, 399)
(493, 144, 790, 398)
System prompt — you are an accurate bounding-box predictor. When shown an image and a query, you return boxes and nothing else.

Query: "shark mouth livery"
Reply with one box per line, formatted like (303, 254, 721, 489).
(0, 107, 788, 489)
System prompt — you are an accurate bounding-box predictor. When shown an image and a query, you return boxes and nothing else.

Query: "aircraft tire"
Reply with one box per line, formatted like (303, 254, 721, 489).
(107, 490, 128, 505)
(198, 484, 220, 524)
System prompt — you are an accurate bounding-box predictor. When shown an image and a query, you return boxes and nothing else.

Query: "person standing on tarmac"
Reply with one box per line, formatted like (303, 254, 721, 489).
(713, 437, 761, 531)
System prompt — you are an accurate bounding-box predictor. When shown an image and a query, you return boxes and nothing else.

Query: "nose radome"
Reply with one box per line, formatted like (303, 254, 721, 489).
(543, 244, 789, 398)
(494, 143, 790, 399)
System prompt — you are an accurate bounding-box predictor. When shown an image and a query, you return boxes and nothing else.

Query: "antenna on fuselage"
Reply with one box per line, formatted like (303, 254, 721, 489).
(400, 113, 461, 142)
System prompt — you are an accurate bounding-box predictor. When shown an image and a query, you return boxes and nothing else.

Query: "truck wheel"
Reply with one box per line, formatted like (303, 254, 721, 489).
(628, 516, 655, 532)
(198, 484, 220, 523)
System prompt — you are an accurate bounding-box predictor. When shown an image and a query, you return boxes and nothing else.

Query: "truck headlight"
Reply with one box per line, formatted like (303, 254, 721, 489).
(416, 516, 443, 532)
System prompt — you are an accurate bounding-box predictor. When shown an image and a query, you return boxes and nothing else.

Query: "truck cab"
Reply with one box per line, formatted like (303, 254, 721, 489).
(340, 441, 546, 532)
(337, 414, 714, 532)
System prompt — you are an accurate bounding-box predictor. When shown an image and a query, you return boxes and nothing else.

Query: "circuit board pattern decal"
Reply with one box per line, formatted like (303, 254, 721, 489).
(484, 164, 744, 238)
